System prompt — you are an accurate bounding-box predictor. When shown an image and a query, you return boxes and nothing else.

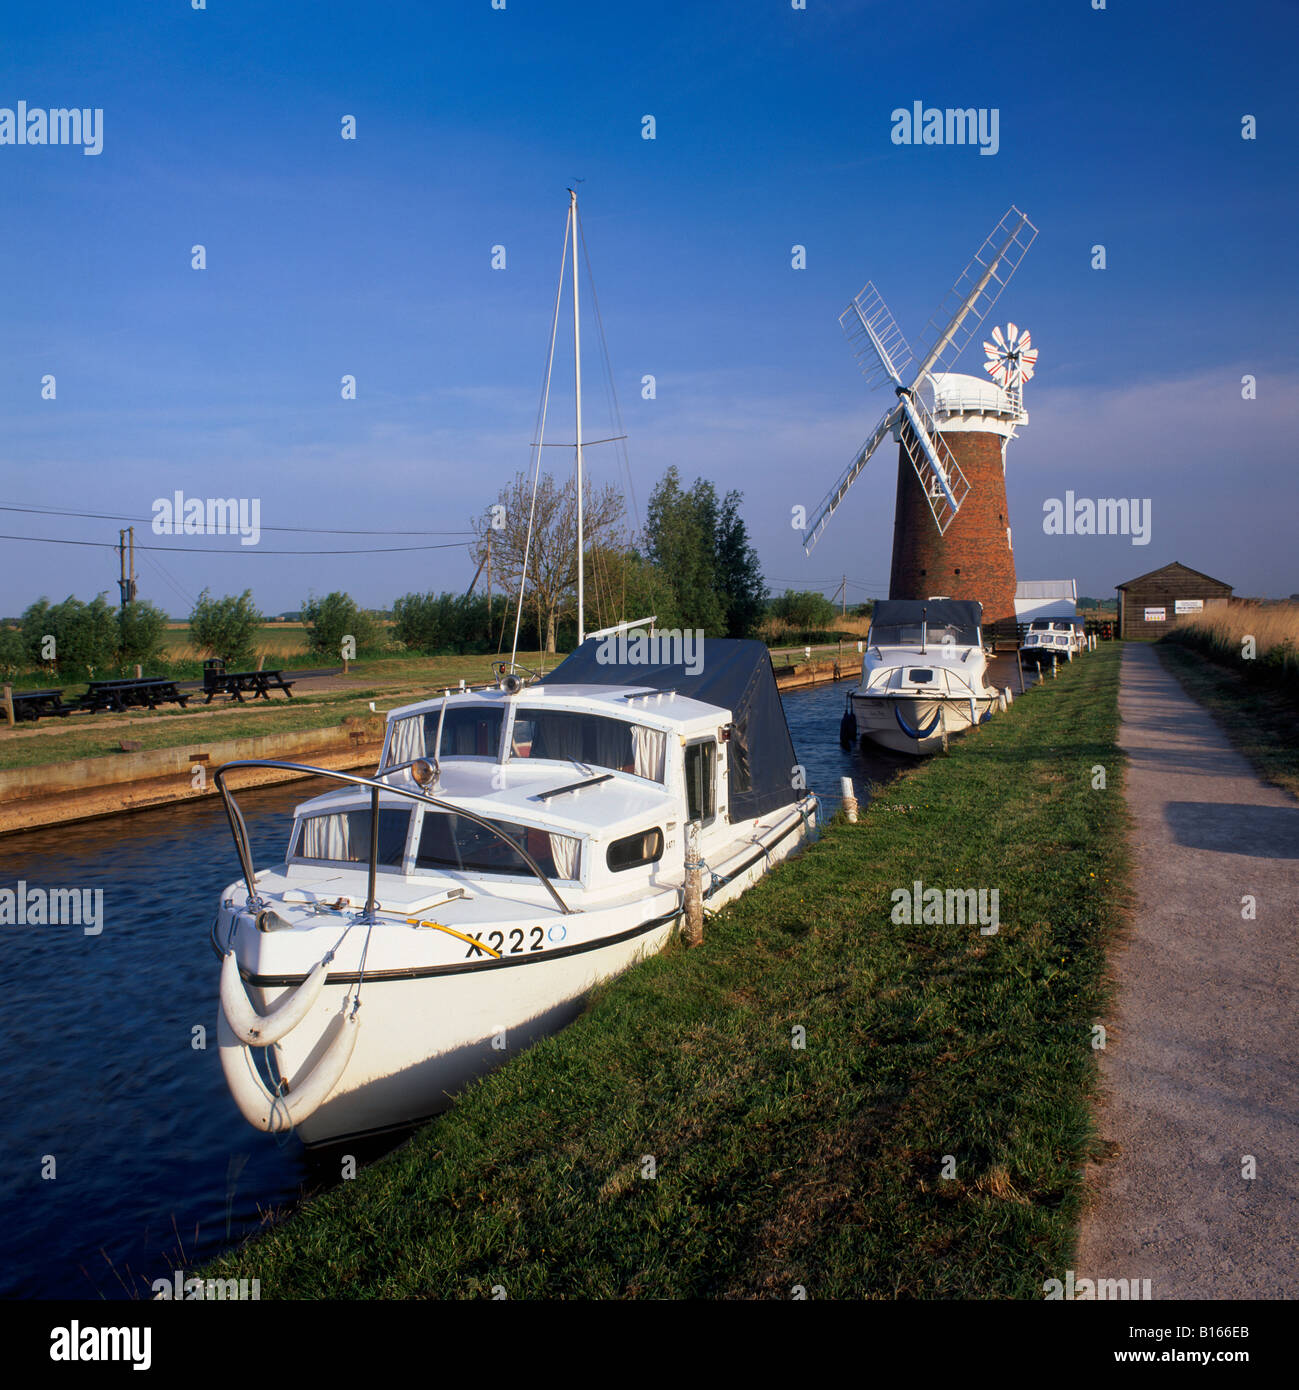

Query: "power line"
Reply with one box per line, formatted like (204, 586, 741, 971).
(0, 503, 472, 537)
(0, 533, 472, 556)
(139, 549, 198, 608)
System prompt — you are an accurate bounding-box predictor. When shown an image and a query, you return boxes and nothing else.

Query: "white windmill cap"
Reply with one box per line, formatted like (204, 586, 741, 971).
(924, 372, 1026, 435)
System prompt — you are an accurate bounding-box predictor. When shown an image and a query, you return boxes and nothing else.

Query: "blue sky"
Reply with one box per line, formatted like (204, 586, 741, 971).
(2, 0, 1295, 616)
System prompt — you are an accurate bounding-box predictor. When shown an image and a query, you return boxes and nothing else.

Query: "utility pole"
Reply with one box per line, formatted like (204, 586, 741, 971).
(118, 527, 137, 609)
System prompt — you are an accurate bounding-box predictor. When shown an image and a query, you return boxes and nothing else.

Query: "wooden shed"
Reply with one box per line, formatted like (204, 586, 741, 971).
(1115, 561, 1233, 640)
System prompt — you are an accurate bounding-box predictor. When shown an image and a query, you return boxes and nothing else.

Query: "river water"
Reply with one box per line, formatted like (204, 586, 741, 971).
(0, 669, 1029, 1298)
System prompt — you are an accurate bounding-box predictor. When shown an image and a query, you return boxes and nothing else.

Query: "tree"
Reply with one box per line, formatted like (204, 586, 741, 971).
(116, 600, 169, 669)
(20, 594, 118, 677)
(714, 490, 767, 638)
(769, 589, 836, 629)
(471, 471, 625, 653)
(0, 625, 25, 679)
(301, 592, 378, 658)
(189, 589, 263, 668)
(642, 467, 726, 634)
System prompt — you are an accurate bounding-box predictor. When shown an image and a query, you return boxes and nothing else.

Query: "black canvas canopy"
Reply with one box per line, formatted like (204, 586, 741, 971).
(539, 638, 799, 821)
(869, 599, 983, 645)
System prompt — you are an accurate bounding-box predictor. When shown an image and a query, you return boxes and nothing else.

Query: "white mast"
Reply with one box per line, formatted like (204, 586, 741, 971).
(570, 187, 584, 645)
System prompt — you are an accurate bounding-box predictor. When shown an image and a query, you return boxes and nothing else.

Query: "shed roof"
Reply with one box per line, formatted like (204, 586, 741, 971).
(1116, 560, 1233, 592)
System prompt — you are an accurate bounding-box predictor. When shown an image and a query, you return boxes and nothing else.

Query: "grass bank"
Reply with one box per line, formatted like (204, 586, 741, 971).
(204, 645, 1128, 1298)
(0, 651, 560, 772)
(1156, 641, 1299, 798)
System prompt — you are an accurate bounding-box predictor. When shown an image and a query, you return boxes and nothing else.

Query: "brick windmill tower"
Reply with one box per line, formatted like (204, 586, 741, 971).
(803, 208, 1038, 627)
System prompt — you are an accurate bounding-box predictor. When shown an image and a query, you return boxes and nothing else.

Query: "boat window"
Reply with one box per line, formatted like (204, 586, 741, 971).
(684, 740, 716, 824)
(607, 828, 664, 873)
(1030, 620, 1052, 631)
(294, 808, 410, 865)
(870, 621, 978, 648)
(415, 812, 581, 881)
(508, 708, 667, 782)
(387, 706, 504, 766)
(908, 669, 935, 683)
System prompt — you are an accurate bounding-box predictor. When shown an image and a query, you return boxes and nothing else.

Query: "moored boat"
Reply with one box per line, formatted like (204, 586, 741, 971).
(1019, 617, 1086, 668)
(840, 598, 1000, 756)
(211, 640, 817, 1144)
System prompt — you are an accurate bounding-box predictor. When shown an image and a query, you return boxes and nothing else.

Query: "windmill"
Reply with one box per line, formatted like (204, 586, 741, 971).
(803, 206, 1039, 625)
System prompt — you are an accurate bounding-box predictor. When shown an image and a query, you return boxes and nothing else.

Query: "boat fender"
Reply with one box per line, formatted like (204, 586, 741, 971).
(217, 1007, 359, 1133)
(839, 709, 857, 749)
(220, 948, 331, 1046)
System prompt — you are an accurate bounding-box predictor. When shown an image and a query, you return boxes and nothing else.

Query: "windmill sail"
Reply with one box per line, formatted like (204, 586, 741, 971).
(912, 207, 1038, 384)
(840, 281, 915, 390)
(802, 403, 900, 554)
(895, 391, 969, 533)
(801, 205, 1037, 555)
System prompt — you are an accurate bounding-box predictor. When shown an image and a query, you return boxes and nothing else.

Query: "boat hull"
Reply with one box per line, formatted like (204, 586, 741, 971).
(850, 691, 995, 755)
(228, 799, 817, 1145)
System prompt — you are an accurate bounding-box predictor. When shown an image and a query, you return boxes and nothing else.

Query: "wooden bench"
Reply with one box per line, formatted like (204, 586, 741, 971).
(10, 688, 71, 722)
(78, 678, 191, 713)
(202, 665, 296, 703)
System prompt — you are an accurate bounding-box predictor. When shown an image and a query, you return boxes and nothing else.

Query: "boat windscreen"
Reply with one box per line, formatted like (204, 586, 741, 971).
(387, 705, 504, 766)
(293, 807, 410, 865)
(870, 621, 979, 648)
(415, 813, 581, 880)
(509, 708, 667, 782)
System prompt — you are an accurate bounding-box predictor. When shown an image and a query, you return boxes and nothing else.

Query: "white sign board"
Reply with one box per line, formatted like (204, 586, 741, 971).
(1144, 607, 1166, 622)
(1175, 599, 1204, 615)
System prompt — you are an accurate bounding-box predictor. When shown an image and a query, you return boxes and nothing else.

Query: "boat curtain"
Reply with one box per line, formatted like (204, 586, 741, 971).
(387, 715, 425, 767)
(302, 813, 350, 861)
(548, 831, 581, 881)
(630, 725, 666, 782)
(532, 713, 586, 763)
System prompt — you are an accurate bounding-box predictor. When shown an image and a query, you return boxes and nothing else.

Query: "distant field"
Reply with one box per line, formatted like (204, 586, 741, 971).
(162, 623, 313, 661)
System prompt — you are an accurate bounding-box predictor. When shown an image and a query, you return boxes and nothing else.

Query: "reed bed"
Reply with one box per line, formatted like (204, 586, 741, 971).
(1162, 602, 1299, 686)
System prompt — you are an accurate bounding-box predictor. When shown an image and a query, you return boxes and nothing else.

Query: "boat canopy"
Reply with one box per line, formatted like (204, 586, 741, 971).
(540, 638, 799, 820)
(869, 599, 983, 648)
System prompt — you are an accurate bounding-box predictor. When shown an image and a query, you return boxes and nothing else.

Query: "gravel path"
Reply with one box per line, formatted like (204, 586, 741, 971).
(1074, 642, 1299, 1298)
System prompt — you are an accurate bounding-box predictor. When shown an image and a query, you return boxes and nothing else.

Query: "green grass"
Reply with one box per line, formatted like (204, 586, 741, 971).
(0, 651, 563, 771)
(201, 646, 1128, 1299)
(1157, 641, 1299, 798)
(0, 691, 391, 770)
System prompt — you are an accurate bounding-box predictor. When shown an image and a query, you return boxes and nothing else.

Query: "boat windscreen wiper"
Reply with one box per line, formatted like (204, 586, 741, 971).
(533, 773, 614, 801)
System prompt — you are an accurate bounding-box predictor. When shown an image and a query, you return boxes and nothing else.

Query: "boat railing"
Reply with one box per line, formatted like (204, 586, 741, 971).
(213, 758, 574, 922)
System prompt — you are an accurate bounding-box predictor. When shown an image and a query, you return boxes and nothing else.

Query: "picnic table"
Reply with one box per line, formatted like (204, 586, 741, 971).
(202, 661, 295, 703)
(9, 688, 71, 722)
(78, 678, 191, 713)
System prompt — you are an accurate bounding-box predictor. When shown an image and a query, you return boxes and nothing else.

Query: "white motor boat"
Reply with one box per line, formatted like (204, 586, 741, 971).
(211, 640, 818, 1144)
(1020, 617, 1086, 669)
(841, 598, 1000, 756)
